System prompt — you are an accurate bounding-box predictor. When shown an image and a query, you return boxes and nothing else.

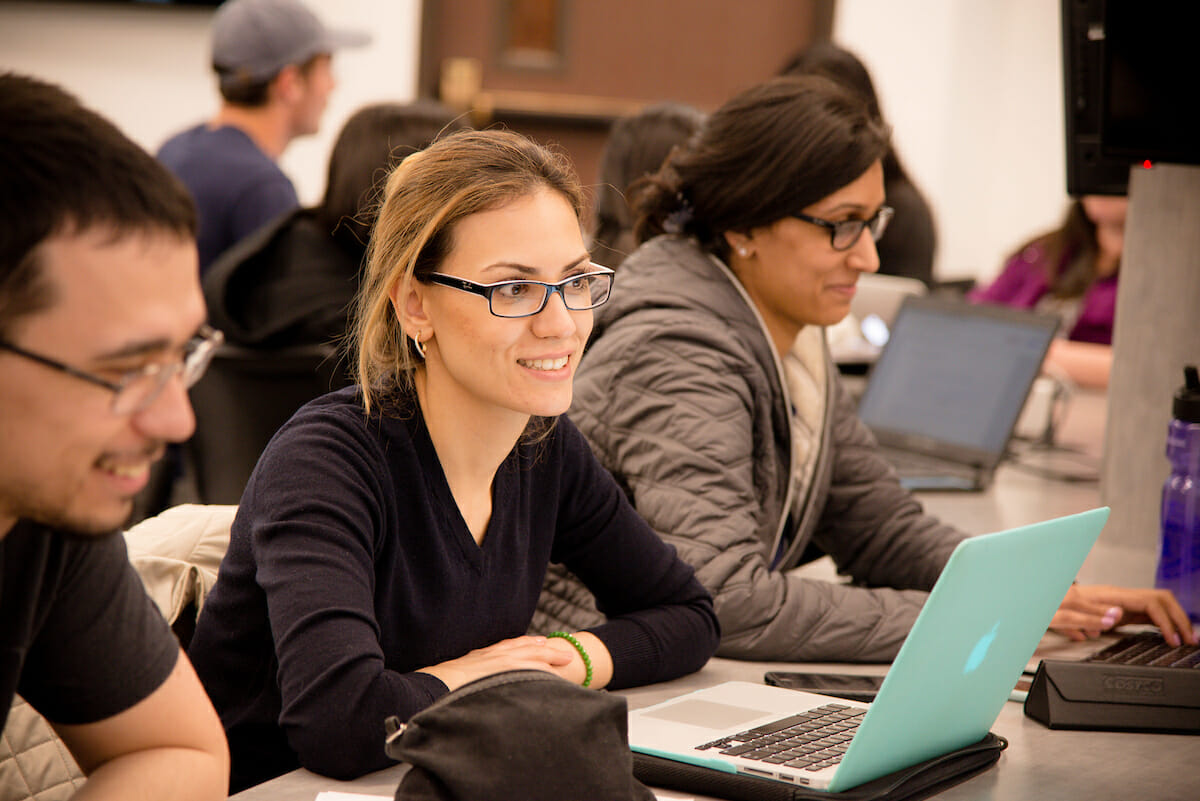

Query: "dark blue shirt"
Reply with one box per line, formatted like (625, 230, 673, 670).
(188, 385, 718, 789)
(157, 124, 299, 273)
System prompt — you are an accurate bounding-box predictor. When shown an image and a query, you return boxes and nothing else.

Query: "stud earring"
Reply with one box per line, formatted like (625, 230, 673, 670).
(738, 247, 751, 258)
(411, 334, 427, 359)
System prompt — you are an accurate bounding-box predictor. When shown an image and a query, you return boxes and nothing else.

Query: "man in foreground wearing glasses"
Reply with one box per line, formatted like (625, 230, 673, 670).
(0, 73, 229, 798)
(535, 75, 1196, 662)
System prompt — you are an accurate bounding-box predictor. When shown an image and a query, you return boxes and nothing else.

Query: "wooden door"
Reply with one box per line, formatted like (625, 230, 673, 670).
(419, 0, 833, 218)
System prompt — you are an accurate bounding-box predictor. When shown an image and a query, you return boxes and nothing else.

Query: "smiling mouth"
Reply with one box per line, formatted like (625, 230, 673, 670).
(97, 446, 163, 480)
(102, 462, 150, 480)
(518, 356, 569, 371)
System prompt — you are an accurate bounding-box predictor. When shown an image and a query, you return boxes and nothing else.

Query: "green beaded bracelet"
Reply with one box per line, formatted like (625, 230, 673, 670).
(548, 631, 593, 688)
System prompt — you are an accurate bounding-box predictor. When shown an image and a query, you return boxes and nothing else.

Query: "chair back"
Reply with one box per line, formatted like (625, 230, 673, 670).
(187, 343, 350, 505)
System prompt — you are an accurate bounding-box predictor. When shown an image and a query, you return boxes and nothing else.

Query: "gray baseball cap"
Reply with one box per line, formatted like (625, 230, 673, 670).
(212, 0, 371, 86)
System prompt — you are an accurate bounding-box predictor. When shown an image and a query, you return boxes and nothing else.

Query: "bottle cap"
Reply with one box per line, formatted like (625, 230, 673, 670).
(1174, 365, 1200, 423)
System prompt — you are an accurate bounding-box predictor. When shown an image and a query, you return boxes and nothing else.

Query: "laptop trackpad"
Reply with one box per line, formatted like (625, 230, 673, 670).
(642, 699, 771, 730)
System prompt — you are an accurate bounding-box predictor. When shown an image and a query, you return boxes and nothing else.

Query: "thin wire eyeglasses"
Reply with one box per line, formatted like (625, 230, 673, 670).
(421, 264, 616, 318)
(0, 325, 224, 415)
(794, 205, 894, 251)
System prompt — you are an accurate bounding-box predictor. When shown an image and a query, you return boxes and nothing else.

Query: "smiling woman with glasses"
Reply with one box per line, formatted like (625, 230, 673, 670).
(185, 128, 718, 791)
(421, 265, 614, 318)
(794, 205, 894, 252)
(535, 74, 1185, 668)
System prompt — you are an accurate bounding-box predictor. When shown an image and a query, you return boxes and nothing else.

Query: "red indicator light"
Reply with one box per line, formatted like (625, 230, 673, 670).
(1143, 160, 1153, 169)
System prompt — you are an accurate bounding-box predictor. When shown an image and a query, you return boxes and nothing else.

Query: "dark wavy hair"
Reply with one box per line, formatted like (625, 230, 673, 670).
(779, 41, 912, 185)
(631, 75, 890, 258)
(591, 102, 705, 268)
(317, 100, 467, 257)
(1019, 199, 1106, 298)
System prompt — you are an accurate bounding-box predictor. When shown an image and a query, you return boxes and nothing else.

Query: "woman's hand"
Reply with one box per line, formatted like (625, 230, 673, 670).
(1043, 339, 1111, 390)
(416, 635, 575, 692)
(543, 631, 613, 689)
(1049, 584, 1197, 646)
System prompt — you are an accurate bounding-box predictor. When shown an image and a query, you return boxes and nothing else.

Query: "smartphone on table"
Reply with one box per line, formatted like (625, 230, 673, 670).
(763, 671, 885, 702)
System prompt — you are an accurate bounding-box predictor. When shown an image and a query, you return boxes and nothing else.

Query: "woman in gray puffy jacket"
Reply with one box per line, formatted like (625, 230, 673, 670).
(534, 75, 1194, 662)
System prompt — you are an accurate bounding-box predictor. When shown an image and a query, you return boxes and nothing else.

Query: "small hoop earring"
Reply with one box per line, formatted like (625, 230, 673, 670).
(411, 334, 427, 359)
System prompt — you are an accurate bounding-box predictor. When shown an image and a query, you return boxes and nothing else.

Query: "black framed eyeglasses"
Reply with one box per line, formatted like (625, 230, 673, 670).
(0, 325, 224, 415)
(421, 264, 616, 318)
(795, 205, 894, 251)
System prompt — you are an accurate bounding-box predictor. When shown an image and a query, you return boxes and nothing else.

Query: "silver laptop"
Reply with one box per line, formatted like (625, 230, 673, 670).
(856, 295, 1059, 490)
(628, 508, 1109, 792)
(830, 273, 928, 366)
(852, 273, 928, 331)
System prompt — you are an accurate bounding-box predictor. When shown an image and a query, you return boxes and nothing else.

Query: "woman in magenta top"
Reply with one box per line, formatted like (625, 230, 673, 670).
(971, 195, 1126, 388)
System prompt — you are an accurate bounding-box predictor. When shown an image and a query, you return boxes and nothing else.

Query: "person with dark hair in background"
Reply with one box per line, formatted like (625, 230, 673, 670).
(780, 41, 937, 287)
(204, 100, 466, 350)
(157, 0, 370, 273)
(0, 72, 228, 799)
(970, 195, 1126, 389)
(533, 75, 1194, 663)
(187, 129, 718, 791)
(590, 102, 705, 269)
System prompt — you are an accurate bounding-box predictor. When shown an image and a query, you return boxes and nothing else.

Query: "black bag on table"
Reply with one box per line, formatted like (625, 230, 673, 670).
(384, 668, 1005, 801)
(384, 669, 654, 801)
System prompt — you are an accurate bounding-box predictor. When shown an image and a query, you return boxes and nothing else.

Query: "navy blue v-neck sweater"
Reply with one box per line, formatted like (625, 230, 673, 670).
(188, 385, 718, 789)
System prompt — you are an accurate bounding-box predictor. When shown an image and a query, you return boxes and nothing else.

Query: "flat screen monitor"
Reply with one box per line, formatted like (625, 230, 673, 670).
(1101, 3, 1200, 165)
(1061, 0, 1200, 195)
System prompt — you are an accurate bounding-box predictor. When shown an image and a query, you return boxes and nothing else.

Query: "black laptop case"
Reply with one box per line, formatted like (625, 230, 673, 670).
(631, 732, 1007, 801)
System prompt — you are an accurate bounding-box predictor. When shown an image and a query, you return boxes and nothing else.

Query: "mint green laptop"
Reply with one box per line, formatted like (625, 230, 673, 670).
(628, 508, 1110, 791)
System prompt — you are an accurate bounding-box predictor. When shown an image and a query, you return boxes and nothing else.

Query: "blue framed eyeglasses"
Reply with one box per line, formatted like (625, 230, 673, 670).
(421, 265, 616, 318)
(795, 205, 894, 251)
(0, 325, 224, 415)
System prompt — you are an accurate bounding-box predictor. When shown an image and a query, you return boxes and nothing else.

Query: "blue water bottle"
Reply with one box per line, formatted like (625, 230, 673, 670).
(1155, 365, 1200, 622)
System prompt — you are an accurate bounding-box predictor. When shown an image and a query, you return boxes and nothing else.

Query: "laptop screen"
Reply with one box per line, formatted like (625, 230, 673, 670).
(856, 297, 1059, 454)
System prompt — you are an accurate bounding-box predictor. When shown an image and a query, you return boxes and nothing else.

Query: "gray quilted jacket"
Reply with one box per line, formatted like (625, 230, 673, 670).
(534, 236, 965, 662)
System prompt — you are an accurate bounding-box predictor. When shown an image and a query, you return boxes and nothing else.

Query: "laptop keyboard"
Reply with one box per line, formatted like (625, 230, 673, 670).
(695, 703, 866, 772)
(881, 447, 977, 480)
(1083, 631, 1200, 668)
(1024, 630, 1200, 731)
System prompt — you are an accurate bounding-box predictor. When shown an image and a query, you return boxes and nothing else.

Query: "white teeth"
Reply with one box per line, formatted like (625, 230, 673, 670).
(103, 463, 149, 480)
(519, 357, 569, 371)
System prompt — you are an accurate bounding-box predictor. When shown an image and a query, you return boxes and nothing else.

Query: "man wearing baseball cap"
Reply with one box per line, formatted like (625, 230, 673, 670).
(158, 0, 370, 274)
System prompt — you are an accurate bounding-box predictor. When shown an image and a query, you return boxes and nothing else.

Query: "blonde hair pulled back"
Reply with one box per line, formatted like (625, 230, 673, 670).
(351, 129, 583, 412)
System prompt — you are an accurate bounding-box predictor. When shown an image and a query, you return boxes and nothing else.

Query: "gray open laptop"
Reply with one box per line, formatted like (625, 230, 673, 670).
(628, 508, 1109, 792)
(856, 295, 1060, 491)
(831, 273, 928, 366)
